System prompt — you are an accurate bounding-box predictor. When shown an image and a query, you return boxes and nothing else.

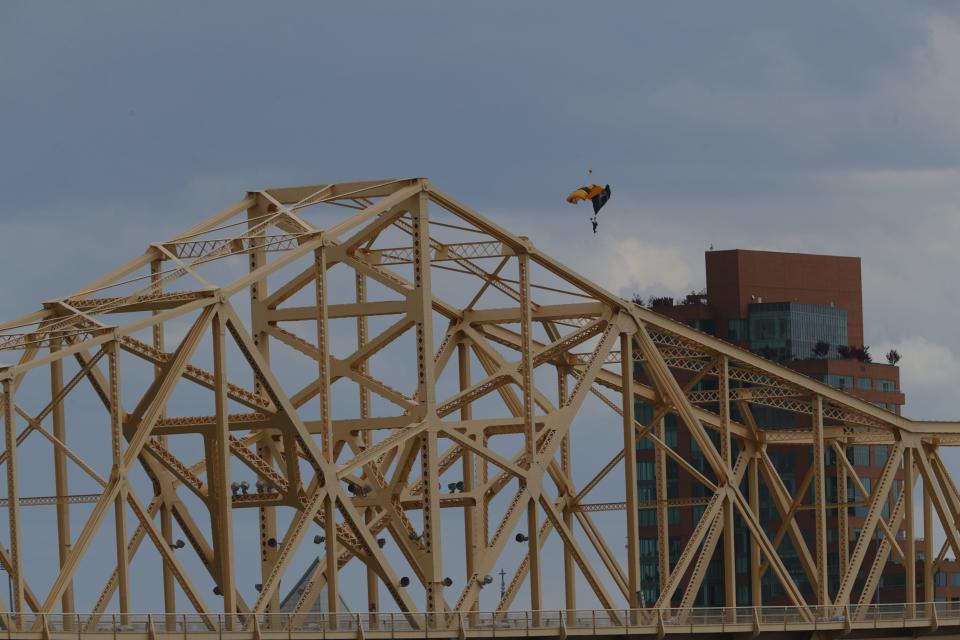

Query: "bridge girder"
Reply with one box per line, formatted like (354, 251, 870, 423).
(0, 177, 957, 630)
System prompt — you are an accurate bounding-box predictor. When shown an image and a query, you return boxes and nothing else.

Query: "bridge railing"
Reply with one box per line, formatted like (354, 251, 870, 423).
(3, 602, 960, 636)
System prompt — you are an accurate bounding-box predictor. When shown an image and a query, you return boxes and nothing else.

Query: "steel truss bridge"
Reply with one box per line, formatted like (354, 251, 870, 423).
(0, 178, 958, 639)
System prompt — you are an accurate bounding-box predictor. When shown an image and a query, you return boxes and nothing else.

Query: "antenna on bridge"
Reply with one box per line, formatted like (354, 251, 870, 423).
(499, 568, 507, 600)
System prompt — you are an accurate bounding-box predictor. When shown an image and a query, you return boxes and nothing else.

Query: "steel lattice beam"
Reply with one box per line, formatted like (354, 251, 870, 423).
(0, 178, 956, 632)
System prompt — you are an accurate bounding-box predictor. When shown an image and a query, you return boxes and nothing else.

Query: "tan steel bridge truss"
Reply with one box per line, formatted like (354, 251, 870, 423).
(0, 178, 958, 628)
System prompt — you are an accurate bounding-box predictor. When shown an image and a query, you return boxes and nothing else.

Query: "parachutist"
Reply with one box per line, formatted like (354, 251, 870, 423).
(567, 183, 611, 234)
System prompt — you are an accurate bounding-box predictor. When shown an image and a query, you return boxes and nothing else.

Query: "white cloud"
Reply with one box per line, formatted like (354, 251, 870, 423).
(490, 206, 702, 302)
(876, 336, 960, 393)
(586, 234, 697, 298)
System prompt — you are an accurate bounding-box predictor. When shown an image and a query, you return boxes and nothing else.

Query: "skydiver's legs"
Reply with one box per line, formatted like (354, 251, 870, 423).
(591, 217, 598, 234)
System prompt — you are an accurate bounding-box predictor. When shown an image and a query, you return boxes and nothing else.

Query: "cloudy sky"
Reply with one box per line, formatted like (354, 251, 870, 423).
(1, 0, 960, 612)
(2, 1, 958, 420)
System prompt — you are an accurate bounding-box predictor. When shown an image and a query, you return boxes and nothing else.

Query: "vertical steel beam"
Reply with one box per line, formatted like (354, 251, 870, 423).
(526, 499, 542, 625)
(812, 395, 829, 605)
(517, 252, 541, 619)
(356, 273, 379, 622)
(313, 246, 340, 622)
(113, 488, 130, 624)
(458, 342, 478, 622)
(655, 416, 670, 603)
(621, 334, 640, 614)
(421, 431, 443, 619)
(323, 495, 339, 626)
(314, 246, 333, 461)
(904, 448, 916, 614)
(748, 455, 761, 606)
(719, 357, 736, 608)
(2, 379, 23, 615)
(160, 505, 176, 624)
(107, 342, 130, 620)
(837, 442, 849, 581)
(211, 311, 236, 625)
(518, 253, 534, 460)
(249, 200, 280, 617)
(410, 190, 436, 414)
(151, 257, 176, 621)
(364, 507, 378, 627)
(924, 470, 934, 606)
(410, 190, 442, 619)
(557, 365, 575, 620)
(49, 340, 74, 615)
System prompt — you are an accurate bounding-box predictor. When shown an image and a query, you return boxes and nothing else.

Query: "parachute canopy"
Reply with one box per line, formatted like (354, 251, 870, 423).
(566, 183, 611, 215)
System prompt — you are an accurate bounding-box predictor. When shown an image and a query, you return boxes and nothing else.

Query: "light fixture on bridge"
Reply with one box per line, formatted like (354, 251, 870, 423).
(256, 481, 266, 493)
(479, 575, 493, 588)
(313, 534, 325, 544)
(447, 481, 465, 493)
(515, 533, 529, 543)
(213, 586, 222, 596)
(408, 531, 421, 541)
(442, 577, 453, 587)
(240, 481, 250, 495)
(230, 482, 240, 496)
(399, 577, 410, 587)
(377, 537, 387, 548)
(348, 483, 372, 496)
(255, 584, 262, 592)
(267, 537, 277, 548)
(171, 539, 185, 550)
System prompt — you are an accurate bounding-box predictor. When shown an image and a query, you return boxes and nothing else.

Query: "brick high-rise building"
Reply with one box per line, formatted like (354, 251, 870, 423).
(657, 249, 902, 415)
(631, 249, 951, 608)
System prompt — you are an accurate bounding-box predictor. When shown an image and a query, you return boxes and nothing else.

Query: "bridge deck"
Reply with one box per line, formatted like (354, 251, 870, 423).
(7, 604, 960, 639)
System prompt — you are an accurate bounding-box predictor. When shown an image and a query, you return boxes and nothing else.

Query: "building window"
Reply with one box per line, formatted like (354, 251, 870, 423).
(736, 554, 748, 574)
(737, 585, 751, 606)
(875, 446, 888, 467)
(728, 319, 748, 343)
(669, 537, 682, 563)
(936, 571, 947, 587)
(668, 507, 680, 525)
(665, 426, 678, 448)
(638, 509, 657, 527)
(685, 319, 716, 335)
(639, 538, 657, 558)
(849, 477, 871, 517)
(857, 377, 872, 390)
(746, 301, 848, 361)
(825, 374, 854, 389)
(883, 572, 905, 588)
(952, 573, 960, 588)
(877, 379, 897, 392)
(638, 461, 655, 482)
(847, 446, 870, 467)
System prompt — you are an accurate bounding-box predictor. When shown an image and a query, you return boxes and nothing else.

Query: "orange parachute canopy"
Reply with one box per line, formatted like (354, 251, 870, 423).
(566, 184, 611, 214)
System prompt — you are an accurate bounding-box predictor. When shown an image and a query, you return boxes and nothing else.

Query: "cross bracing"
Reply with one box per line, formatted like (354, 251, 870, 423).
(0, 178, 958, 635)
